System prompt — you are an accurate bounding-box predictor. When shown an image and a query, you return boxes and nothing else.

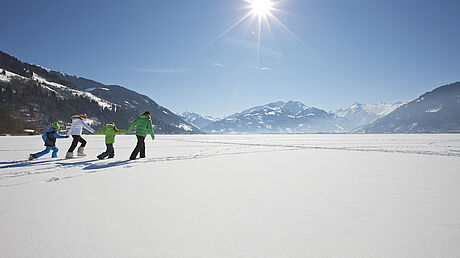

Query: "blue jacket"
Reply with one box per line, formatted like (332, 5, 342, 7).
(42, 127, 67, 147)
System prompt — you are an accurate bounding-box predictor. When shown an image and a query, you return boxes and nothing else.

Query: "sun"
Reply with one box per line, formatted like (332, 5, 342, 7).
(248, 0, 274, 17)
(197, 0, 309, 67)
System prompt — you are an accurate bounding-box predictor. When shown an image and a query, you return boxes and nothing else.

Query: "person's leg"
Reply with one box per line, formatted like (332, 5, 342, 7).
(98, 144, 111, 159)
(139, 136, 146, 158)
(130, 136, 142, 160)
(77, 137, 87, 156)
(79, 137, 87, 147)
(33, 147, 51, 158)
(107, 144, 114, 158)
(51, 147, 59, 158)
(68, 136, 80, 152)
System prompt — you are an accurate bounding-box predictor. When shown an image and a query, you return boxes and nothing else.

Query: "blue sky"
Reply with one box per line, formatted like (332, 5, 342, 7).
(2, 0, 459, 117)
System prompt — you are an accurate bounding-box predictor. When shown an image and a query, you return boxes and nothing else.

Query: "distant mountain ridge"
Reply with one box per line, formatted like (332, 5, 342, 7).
(355, 82, 460, 133)
(2, 51, 458, 135)
(192, 101, 406, 134)
(331, 102, 404, 130)
(51, 72, 197, 132)
(0, 50, 199, 134)
(177, 112, 219, 129)
(203, 101, 342, 133)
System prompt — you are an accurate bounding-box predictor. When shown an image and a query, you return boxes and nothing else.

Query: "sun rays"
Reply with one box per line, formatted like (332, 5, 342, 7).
(197, 0, 308, 67)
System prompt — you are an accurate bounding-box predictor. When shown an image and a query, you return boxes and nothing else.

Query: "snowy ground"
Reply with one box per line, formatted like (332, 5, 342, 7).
(1, 134, 460, 257)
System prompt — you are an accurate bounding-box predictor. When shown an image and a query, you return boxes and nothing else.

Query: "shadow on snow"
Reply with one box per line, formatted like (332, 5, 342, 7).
(0, 158, 67, 169)
(83, 160, 132, 171)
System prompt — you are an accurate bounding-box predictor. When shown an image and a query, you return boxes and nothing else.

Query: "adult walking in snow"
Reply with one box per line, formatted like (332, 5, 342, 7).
(66, 113, 95, 158)
(29, 122, 69, 160)
(127, 111, 155, 160)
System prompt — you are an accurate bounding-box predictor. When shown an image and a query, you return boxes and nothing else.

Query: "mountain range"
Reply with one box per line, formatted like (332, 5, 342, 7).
(180, 83, 459, 134)
(355, 82, 460, 133)
(1, 50, 458, 135)
(0, 51, 199, 134)
(193, 101, 402, 134)
(177, 112, 219, 129)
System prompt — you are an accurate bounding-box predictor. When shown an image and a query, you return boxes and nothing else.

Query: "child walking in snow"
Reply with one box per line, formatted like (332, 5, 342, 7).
(127, 111, 155, 160)
(29, 122, 69, 160)
(95, 122, 127, 159)
(66, 113, 95, 158)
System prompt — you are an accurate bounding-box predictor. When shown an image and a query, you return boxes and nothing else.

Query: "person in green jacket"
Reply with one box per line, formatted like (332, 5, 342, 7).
(95, 122, 127, 159)
(127, 111, 155, 160)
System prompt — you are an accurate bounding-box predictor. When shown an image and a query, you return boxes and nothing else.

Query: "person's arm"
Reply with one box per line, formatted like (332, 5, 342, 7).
(54, 131, 68, 138)
(148, 120, 155, 140)
(116, 130, 127, 134)
(42, 133, 47, 142)
(81, 120, 95, 134)
(95, 129, 106, 135)
(127, 118, 138, 132)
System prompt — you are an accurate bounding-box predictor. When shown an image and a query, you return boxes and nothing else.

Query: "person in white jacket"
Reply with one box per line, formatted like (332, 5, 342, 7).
(65, 114, 95, 158)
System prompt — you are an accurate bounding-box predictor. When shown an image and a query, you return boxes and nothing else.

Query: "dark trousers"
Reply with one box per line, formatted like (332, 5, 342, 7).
(98, 144, 114, 159)
(130, 135, 145, 160)
(68, 135, 87, 152)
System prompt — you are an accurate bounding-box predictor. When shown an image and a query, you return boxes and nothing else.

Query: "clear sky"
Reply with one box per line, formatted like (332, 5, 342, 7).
(1, 0, 459, 117)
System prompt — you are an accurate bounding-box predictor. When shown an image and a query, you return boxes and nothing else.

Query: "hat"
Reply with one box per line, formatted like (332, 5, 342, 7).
(52, 122, 60, 130)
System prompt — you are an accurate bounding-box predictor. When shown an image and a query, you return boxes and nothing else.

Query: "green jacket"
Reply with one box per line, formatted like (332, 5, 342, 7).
(95, 124, 127, 144)
(127, 115, 155, 139)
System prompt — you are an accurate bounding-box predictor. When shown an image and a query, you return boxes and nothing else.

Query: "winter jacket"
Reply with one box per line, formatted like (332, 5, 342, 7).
(67, 118, 95, 136)
(127, 115, 155, 139)
(95, 124, 127, 144)
(42, 127, 67, 147)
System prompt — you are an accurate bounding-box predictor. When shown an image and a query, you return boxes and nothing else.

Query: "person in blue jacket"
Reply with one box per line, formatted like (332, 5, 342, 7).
(29, 122, 69, 160)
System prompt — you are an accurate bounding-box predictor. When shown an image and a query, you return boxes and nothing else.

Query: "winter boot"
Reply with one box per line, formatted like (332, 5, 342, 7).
(77, 146, 86, 157)
(29, 154, 36, 160)
(107, 149, 114, 159)
(65, 152, 74, 159)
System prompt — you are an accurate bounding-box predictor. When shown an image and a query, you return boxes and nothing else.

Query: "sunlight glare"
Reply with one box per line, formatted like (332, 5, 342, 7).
(196, 0, 311, 67)
(249, 0, 274, 17)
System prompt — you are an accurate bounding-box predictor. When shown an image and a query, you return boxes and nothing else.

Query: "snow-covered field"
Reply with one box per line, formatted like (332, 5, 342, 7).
(1, 134, 460, 257)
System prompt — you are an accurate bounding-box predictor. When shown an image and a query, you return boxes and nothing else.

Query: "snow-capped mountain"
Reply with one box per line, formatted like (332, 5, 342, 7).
(0, 50, 198, 134)
(331, 102, 404, 130)
(177, 112, 219, 129)
(49, 71, 198, 133)
(202, 101, 344, 133)
(355, 82, 460, 133)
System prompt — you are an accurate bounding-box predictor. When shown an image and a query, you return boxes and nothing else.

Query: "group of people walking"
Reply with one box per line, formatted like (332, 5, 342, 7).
(29, 111, 155, 161)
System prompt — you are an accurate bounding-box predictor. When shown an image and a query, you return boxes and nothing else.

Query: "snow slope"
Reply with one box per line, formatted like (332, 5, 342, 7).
(0, 69, 28, 82)
(0, 68, 117, 110)
(358, 82, 460, 133)
(1, 134, 460, 257)
(31, 72, 116, 110)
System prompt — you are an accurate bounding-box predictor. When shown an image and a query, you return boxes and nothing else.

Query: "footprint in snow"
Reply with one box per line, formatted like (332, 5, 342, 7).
(46, 177, 60, 183)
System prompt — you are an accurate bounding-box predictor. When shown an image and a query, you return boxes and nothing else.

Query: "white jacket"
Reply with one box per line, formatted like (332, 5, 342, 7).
(67, 118, 95, 136)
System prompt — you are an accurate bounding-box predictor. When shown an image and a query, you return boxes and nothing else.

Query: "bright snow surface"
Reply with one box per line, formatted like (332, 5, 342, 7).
(1, 134, 460, 257)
